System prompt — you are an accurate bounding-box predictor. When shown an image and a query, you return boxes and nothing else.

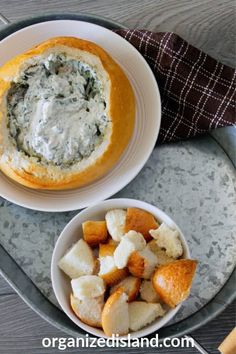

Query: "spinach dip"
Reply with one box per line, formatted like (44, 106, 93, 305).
(6, 53, 109, 167)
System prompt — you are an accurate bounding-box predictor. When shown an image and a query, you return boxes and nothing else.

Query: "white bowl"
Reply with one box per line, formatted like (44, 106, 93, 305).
(51, 198, 190, 338)
(0, 20, 161, 212)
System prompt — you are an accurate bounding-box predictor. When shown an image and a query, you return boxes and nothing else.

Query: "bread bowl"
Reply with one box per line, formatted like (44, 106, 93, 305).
(0, 37, 135, 189)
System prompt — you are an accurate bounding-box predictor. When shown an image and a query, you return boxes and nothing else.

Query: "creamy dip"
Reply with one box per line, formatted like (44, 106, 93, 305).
(7, 53, 109, 167)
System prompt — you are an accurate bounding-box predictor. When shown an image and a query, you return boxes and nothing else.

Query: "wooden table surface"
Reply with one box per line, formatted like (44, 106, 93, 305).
(0, 1, 235, 353)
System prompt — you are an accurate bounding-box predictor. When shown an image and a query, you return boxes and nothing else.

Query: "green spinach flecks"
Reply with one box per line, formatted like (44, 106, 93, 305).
(7, 53, 109, 167)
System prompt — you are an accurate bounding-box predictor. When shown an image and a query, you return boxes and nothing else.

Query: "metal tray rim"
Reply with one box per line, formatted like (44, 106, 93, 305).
(0, 12, 235, 340)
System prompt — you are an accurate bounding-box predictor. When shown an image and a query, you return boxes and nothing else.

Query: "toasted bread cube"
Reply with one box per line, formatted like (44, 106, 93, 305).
(71, 275, 105, 300)
(105, 209, 127, 241)
(58, 239, 95, 279)
(114, 231, 146, 269)
(152, 259, 197, 307)
(123, 230, 147, 249)
(113, 238, 134, 270)
(93, 258, 100, 275)
(149, 223, 183, 259)
(148, 240, 175, 266)
(82, 220, 108, 247)
(99, 256, 128, 286)
(140, 280, 161, 303)
(128, 246, 158, 279)
(102, 288, 129, 336)
(125, 207, 159, 241)
(110, 276, 141, 302)
(129, 302, 165, 331)
(70, 293, 103, 328)
(99, 238, 118, 258)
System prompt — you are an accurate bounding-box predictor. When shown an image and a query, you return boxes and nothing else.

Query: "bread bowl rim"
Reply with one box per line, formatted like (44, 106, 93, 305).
(0, 36, 135, 190)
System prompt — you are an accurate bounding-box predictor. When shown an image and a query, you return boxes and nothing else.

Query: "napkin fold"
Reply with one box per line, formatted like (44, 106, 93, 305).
(115, 30, 236, 143)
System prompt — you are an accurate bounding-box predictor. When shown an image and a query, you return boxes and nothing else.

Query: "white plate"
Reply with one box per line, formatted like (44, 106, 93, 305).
(51, 199, 190, 338)
(0, 20, 161, 212)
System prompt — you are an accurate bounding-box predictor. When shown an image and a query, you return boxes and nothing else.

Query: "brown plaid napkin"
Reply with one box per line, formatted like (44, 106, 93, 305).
(114, 30, 236, 143)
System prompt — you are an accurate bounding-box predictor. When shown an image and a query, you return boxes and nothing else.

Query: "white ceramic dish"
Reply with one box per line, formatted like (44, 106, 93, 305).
(0, 20, 161, 212)
(51, 198, 191, 338)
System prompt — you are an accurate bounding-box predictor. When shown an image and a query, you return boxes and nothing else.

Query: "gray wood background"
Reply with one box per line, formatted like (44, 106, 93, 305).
(0, 0, 235, 353)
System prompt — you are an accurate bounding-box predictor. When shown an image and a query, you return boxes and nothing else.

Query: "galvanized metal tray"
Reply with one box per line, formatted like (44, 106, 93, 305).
(0, 13, 235, 341)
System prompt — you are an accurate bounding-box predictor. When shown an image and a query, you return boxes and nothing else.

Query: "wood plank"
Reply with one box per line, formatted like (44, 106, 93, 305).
(0, 294, 198, 353)
(0, 0, 235, 66)
(0, 275, 14, 295)
(0, 294, 60, 336)
(0, 292, 235, 353)
(192, 301, 236, 354)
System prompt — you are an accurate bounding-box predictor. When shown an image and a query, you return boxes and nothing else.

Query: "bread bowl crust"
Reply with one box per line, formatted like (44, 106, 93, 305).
(0, 37, 135, 189)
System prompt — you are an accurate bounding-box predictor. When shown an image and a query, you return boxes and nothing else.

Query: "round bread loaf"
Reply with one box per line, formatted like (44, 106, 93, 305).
(0, 37, 135, 189)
